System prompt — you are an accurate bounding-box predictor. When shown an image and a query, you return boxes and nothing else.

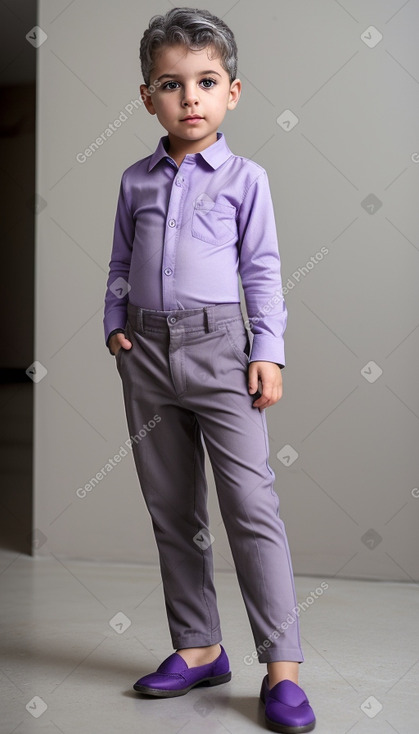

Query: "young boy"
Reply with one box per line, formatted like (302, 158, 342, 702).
(103, 7, 315, 732)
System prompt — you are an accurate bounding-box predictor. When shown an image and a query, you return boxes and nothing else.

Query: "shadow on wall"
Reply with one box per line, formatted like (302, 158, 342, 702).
(0, 82, 36, 554)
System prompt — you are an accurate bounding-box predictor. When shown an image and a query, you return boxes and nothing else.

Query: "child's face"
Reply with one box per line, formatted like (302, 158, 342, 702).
(140, 44, 241, 152)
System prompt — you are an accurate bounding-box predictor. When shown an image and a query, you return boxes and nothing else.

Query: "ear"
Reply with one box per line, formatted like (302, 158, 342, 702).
(139, 84, 157, 115)
(227, 78, 242, 110)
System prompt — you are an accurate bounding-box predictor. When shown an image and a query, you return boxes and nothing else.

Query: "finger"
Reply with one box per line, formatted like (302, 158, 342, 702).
(118, 336, 132, 350)
(253, 382, 279, 409)
(252, 389, 270, 409)
(248, 363, 260, 394)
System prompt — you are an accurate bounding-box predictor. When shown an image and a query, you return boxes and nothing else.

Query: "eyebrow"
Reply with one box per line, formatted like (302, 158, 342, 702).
(156, 70, 222, 82)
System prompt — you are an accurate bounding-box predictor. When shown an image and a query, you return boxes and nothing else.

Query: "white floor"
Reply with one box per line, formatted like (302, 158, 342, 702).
(1, 551, 418, 734)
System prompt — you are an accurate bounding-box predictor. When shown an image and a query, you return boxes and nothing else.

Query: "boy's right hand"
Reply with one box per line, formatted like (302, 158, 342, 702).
(109, 332, 133, 356)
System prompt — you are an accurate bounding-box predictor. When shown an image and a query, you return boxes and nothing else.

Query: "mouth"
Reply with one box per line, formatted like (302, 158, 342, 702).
(181, 115, 203, 121)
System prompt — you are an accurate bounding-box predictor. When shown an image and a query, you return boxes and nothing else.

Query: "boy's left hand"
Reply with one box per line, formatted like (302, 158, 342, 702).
(248, 361, 283, 410)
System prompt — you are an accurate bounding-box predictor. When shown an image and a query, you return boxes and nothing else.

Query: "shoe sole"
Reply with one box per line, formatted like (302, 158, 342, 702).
(133, 671, 232, 697)
(264, 713, 316, 733)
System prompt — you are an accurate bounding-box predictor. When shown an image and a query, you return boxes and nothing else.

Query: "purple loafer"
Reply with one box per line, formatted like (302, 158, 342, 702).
(260, 676, 316, 733)
(133, 645, 231, 697)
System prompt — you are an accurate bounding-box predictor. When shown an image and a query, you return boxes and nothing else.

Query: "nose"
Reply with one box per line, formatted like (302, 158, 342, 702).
(182, 83, 199, 107)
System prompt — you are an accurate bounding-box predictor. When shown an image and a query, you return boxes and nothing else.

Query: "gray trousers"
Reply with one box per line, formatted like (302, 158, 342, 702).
(116, 302, 304, 664)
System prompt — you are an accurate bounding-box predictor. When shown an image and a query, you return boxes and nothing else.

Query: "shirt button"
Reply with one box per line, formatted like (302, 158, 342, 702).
(175, 177, 183, 186)
(168, 219, 176, 227)
(164, 267, 172, 276)
(169, 316, 177, 324)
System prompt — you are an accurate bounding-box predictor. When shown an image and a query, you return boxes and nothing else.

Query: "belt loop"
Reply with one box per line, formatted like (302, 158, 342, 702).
(204, 305, 215, 332)
(137, 308, 144, 334)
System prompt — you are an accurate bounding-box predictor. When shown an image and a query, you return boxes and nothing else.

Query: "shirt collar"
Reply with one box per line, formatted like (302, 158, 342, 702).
(147, 132, 232, 172)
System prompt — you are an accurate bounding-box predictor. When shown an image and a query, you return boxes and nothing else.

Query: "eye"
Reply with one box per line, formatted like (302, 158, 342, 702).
(200, 78, 216, 88)
(162, 81, 180, 90)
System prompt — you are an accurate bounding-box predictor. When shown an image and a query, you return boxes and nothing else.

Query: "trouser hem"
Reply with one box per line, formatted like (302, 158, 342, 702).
(255, 647, 305, 664)
(171, 632, 223, 650)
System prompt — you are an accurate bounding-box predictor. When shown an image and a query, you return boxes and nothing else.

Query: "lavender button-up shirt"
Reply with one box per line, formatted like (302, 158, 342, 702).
(103, 132, 288, 366)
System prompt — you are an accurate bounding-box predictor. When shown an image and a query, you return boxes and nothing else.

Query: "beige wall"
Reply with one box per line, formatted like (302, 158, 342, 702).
(34, 0, 419, 581)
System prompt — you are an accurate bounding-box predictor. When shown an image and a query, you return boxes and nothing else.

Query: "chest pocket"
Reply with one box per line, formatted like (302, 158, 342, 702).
(191, 195, 237, 246)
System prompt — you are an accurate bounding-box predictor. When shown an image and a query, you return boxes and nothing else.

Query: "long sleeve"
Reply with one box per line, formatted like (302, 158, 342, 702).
(237, 170, 288, 368)
(103, 173, 135, 346)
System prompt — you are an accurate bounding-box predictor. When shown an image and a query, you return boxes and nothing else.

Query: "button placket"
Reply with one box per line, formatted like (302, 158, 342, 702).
(162, 170, 187, 309)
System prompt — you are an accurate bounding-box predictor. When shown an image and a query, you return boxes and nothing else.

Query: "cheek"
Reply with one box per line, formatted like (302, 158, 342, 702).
(155, 95, 176, 112)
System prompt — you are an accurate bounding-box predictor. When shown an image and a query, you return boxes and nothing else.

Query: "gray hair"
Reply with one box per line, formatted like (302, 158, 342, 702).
(140, 7, 238, 87)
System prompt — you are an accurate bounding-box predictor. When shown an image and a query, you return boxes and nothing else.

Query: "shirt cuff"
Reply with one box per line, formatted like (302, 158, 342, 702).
(249, 334, 285, 369)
